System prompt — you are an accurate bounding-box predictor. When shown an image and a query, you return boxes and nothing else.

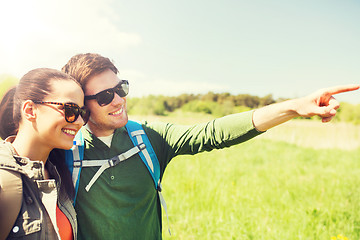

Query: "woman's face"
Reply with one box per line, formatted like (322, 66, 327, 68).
(34, 80, 85, 150)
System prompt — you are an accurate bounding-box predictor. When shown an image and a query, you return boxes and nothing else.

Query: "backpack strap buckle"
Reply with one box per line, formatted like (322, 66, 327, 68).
(73, 160, 82, 168)
(137, 143, 146, 151)
(108, 156, 120, 167)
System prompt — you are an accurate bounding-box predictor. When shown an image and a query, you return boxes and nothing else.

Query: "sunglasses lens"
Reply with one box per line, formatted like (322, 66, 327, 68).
(115, 82, 129, 98)
(97, 90, 114, 106)
(64, 105, 78, 123)
(80, 108, 90, 125)
(65, 105, 90, 125)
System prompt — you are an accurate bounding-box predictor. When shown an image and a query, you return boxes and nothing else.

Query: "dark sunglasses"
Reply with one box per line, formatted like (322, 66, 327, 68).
(84, 80, 129, 106)
(33, 101, 90, 125)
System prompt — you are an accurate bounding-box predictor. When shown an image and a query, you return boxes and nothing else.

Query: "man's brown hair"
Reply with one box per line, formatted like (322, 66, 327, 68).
(62, 53, 119, 91)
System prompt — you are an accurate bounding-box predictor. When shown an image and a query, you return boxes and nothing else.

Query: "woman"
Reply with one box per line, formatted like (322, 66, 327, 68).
(0, 68, 90, 240)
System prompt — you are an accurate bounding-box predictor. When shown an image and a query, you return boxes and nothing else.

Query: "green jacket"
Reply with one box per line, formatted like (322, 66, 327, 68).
(75, 111, 262, 239)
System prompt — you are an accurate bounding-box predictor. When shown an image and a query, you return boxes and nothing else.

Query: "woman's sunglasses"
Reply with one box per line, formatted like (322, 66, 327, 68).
(33, 101, 90, 125)
(84, 80, 129, 106)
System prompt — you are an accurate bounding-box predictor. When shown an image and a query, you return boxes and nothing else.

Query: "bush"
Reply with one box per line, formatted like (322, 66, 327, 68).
(127, 95, 167, 116)
(181, 100, 216, 114)
(335, 102, 360, 124)
(181, 100, 251, 117)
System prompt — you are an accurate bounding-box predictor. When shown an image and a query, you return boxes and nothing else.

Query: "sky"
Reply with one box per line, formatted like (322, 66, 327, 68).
(0, 0, 359, 103)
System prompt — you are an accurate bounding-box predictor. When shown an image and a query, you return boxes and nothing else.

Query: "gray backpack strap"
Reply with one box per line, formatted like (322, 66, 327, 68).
(82, 143, 145, 192)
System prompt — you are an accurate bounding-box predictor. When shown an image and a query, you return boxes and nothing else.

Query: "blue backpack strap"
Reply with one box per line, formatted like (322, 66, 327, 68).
(125, 121, 170, 234)
(125, 120, 161, 190)
(65, 130, 84, 203)
(65, 122, 170, 234)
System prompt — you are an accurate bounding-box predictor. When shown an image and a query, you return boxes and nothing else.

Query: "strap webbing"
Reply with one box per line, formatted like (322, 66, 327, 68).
(71, 142, 81, 185)
(126, 122, 170, 235)
(131, 130, 154, 172)
(83, 144, 145, 192)
(158, 182, 171, 235)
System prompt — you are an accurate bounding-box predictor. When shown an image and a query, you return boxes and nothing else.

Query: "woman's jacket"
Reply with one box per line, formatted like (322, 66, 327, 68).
(0, 141, 77, 240)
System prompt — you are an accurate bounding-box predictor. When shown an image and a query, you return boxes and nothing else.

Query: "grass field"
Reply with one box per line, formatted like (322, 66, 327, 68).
(130, 114, 360, 240)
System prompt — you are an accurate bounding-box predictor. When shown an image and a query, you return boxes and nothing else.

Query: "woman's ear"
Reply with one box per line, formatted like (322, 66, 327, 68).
(22, 100, 37, 122)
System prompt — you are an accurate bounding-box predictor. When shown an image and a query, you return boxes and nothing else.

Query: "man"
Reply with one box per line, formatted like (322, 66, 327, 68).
(62, 53, 359, 239)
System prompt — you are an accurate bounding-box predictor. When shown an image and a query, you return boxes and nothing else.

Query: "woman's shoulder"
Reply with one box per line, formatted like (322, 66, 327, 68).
(0, 141, 23, 185)
(0, 141, 28, 177)
(0, 141, 17, 165)
(0, 140, 22, 165)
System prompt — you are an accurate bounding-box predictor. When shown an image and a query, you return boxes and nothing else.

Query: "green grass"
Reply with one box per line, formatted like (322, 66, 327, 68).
(159, 130, 360, 239)
(130, 113, 360, 239)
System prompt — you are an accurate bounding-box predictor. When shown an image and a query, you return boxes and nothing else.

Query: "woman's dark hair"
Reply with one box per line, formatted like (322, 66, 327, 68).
(0, 68, 79, 199)
(0, 87, 17, 139)
(48, 149, 75, 199)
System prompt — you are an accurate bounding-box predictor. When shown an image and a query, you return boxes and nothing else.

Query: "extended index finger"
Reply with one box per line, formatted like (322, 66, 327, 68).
(323, 84, 360, 96)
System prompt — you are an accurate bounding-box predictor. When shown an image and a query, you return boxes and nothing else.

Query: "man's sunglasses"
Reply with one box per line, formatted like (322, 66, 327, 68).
(84, 80, 129, 106)
(33, 101, 90, 125)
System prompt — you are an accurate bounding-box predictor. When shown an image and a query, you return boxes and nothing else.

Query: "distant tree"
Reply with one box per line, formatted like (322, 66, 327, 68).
(201, 92, 217, 102)
(259, 94, 275, 106)
(217, 92, 231, 104)
(233, 94, 260, 108)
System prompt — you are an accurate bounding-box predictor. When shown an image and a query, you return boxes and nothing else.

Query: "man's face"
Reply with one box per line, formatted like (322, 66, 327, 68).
(84, 69, 128, 137)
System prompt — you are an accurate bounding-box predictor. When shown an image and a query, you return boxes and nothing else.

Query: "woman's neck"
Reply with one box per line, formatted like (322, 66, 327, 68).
(11, 130, 51, 164)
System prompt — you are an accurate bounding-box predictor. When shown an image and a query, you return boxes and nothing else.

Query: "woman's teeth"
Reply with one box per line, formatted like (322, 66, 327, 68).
(63, 129, 76, 136)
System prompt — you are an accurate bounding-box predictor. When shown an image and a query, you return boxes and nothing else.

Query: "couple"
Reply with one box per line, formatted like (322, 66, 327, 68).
(0, 53, 359, 240)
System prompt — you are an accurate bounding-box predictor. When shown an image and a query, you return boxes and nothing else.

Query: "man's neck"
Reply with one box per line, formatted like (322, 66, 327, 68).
(85, 123, 115, 138)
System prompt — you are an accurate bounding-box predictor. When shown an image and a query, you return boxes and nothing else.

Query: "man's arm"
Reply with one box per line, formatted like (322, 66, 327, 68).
(252, 84, 360, 132)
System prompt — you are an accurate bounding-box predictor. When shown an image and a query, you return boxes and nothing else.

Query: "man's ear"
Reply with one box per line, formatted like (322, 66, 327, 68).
(22, 100, 37, 122)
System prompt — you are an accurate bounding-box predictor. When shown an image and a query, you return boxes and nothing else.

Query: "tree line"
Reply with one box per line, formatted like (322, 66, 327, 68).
(127, 92, 360, 125)
(127, 92, 279, 117)
(1, 75, 359, 124)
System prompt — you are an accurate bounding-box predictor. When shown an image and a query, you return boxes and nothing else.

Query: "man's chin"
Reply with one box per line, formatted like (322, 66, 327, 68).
(112, 114, 129, 128)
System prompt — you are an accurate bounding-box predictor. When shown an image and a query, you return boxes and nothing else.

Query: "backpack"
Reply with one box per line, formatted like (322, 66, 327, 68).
(64, 120, 170, 234)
